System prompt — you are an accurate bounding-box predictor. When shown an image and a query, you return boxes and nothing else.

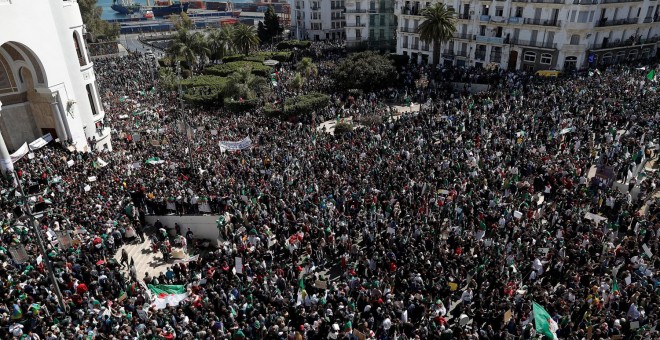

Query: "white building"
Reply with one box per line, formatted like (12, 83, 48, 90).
(345, 0, 399, 50)
(291, 0, 346, 41)
(395, 0, 660, 70)
(0, 0, 110, 173)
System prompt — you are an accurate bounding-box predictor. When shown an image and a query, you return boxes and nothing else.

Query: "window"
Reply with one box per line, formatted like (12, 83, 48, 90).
(540, 53, 552, 64)
(615, 51, 625, 62)
(495, 7, 503, 16)
(564, 56, 577, 70)
(403, 36, 409, 48)
(380, 29, 385, 39)
(577, 11, 589, 23)
(642, 48, 650, 58)
(86, 84, 98, 116)
(73, 32, 86, 67)
(601, 53, 612, 64)
(523, 51, 536, 62)
(380, 14, 385, 25)
(570, 34, 580, 45)
(628, 50, 638, 60)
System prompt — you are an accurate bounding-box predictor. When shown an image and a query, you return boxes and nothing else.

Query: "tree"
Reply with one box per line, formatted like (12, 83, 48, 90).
(332, 51, 396, 91)
(207, 26, 235, 62)
(225, 67, 267, 101)
(232, 24, 260, 56)
(77, 0, 120, 41)
(417, 3, 456, 65)
(296, 57, 317, 78)
(170, 12, 194, 31)
(189, 32, 211, 67)
(258, 6, 283, 44)
(168, 29, 197, 68)
(290, 72, 304, 90)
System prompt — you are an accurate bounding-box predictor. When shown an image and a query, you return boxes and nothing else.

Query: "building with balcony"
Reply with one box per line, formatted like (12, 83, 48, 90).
(345, 0, 399, 51)
(291, 0, 346, 41)
(0, 0, 110, 174)
(394, 0, 660, 71)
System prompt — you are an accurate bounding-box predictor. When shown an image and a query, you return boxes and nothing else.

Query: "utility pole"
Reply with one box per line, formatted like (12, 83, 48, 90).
(14, 171, 67, 312)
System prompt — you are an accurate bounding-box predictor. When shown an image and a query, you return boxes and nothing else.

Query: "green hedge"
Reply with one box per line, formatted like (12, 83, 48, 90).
(180, 75, 228, 90)
(334, 122, 354, 135)
(203, 61, 272, 77)
(180, 75, 228, 106)
(277, 40, 311, 50)
(268, 92, 329, 120)
(224, 98, 260, 112)
(222, 51, 292, 63)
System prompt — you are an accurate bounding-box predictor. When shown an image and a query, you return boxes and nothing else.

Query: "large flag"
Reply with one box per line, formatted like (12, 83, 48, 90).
(647, 69, 656, 81)
(148, 284, 188, 310)
(612, 278, 619, 295)
(533, 301, 558, 339)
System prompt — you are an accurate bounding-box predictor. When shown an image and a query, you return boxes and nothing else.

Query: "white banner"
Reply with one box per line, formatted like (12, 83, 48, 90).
(10, 143, 29, 163)
(235, 257, 243, 274)
(219, 137, 252, 152)
(29, 133, 53, 150)
(174, 254, 199, 264)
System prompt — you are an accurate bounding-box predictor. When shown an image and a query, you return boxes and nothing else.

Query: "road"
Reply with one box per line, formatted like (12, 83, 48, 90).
(119, 33, 166, 57)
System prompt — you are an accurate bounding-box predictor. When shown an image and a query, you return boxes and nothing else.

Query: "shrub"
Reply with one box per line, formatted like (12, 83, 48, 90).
(224, 98, 260, 112)
(180, 75, 228, 90)
(334, 122, 354, 135)
(222, 51, 291, 63)
(204, 61, 272, 77)
(180, 75, 228, 106)
(389, 54, 411, 69)
(333, 51, 396, 92)
(277, 40, 311, 50)
(280, 92, 330, 119)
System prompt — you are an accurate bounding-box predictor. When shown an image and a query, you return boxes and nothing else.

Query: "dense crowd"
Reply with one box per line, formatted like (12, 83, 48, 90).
(0, 43, 658, 340)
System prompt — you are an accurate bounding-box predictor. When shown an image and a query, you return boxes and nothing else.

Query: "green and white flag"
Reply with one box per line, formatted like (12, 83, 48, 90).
(646, 69, 656, 81)
(533, 301, 558, 339)
(145, 157, 165, 165)
(148, 284, 188, 310)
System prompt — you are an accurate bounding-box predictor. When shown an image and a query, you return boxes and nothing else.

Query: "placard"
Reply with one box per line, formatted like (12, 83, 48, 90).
(88, 176, 97, 182)
(235, 257, 243, 274)
(67, 160, 74, 167)
(642, 243, 653, 258)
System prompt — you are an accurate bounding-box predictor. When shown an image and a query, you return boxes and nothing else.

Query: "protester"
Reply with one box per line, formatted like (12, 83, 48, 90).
(0, 46, 657, 340)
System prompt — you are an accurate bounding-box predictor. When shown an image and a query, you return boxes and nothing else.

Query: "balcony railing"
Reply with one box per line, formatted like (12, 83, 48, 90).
(573, 0, 598, 3)
(402, 7, 423, 15)
(480, 15, 491, 22)
(421, 45, 430, 51)
(490, 52, 502, 62)
(524, 18, 561, 27)
(411, 44, 419, 49)
(476, 35, 505, 44)
(346, 22, 367, 27)
(475, 52, 486, 60)
(453, 32, 473, 40)
(509, 38, 557, 49)
(589, 36, 660, 50)
(508, 17, 523, 24)
(346, 9, 367, 13)
(311, 6, 319, 10)
(595, 18, 638, 27)
(456, 50, 469, 57)
(458, 14, 471, 20)
(400, 26, 418, 33)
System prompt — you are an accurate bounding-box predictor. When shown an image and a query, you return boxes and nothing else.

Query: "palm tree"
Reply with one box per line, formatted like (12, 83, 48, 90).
(168, 29, 197, 68)
(190, 32, 211, 68)
(232, 24, 260, 56)
(417, 3, 456, 65)
(225, 67, 267, 100)
(206, 26, 234, 63)
(296, 57, 317, 78)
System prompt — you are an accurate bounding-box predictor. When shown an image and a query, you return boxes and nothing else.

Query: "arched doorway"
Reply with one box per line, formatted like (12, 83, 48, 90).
(508, 50, 518, 70)
(0, 41, 65, 152)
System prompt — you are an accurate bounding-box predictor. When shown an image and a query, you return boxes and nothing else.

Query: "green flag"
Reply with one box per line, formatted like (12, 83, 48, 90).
(646, 69, 655, 81)
(298, 278, 305, 290)
(612, 278, 619, 295)
(533, 301, 558, 339)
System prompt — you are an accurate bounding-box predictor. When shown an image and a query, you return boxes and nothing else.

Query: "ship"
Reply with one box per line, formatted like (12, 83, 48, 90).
(148, 0, 190, 17)
(111, 0, 141, 15)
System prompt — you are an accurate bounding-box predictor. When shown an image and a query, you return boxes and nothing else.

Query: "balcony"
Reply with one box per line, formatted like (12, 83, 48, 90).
(400, 26, 418, 33)
(311, 6, 319, 10)
(453, 32, 473, 40)
(346, 9, 367, 13)
(589, 36, 660, 50)
(456, 50, 469, 57)
(490, 52, 502, 62)
(411, 44, 419, 49)
(508, 17, 523, 24)
(346, 22, 367, 27)
(476, 35, 505, 44)
(595, 18, 638, 27)
(457, 14, 471, 20)
(403, 42, 409, 48)
(475, 52, 486, 60)
(401, 6, 423, 16)
(421, 45, 430, 51)
(509, 38, 557, 49)
(480, 15, 491, 22)
(573, 0, 598, 3)
(524, 18, 561, 27)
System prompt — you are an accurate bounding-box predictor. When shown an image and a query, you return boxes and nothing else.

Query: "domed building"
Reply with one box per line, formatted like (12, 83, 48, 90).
(0, 0, 111, 173)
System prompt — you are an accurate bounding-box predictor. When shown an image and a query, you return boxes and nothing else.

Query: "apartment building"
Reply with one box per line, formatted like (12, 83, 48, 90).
(291, 0, 346, 41)
(395, 0, 660, 71)
(345, 0, 399, 50)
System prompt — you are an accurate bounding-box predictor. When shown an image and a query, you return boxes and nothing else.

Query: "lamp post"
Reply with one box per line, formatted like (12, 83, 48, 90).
(14, 173, 67, 312)
(176, 62, 195, 172)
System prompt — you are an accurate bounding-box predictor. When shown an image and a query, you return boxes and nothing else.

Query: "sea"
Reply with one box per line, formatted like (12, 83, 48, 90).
(99, 0, 254, 20)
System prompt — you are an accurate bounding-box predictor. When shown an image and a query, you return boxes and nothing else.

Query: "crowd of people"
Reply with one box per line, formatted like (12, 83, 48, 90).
(0, 42, 658, 340)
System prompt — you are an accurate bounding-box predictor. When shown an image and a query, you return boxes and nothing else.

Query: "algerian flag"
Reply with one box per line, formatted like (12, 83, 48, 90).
(612, 278, 619, 295)
(148, 284, 188, 310)
(646, 69, 656, 81)
(145, 157, 165, 165)
(533, 301, 558, 339)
